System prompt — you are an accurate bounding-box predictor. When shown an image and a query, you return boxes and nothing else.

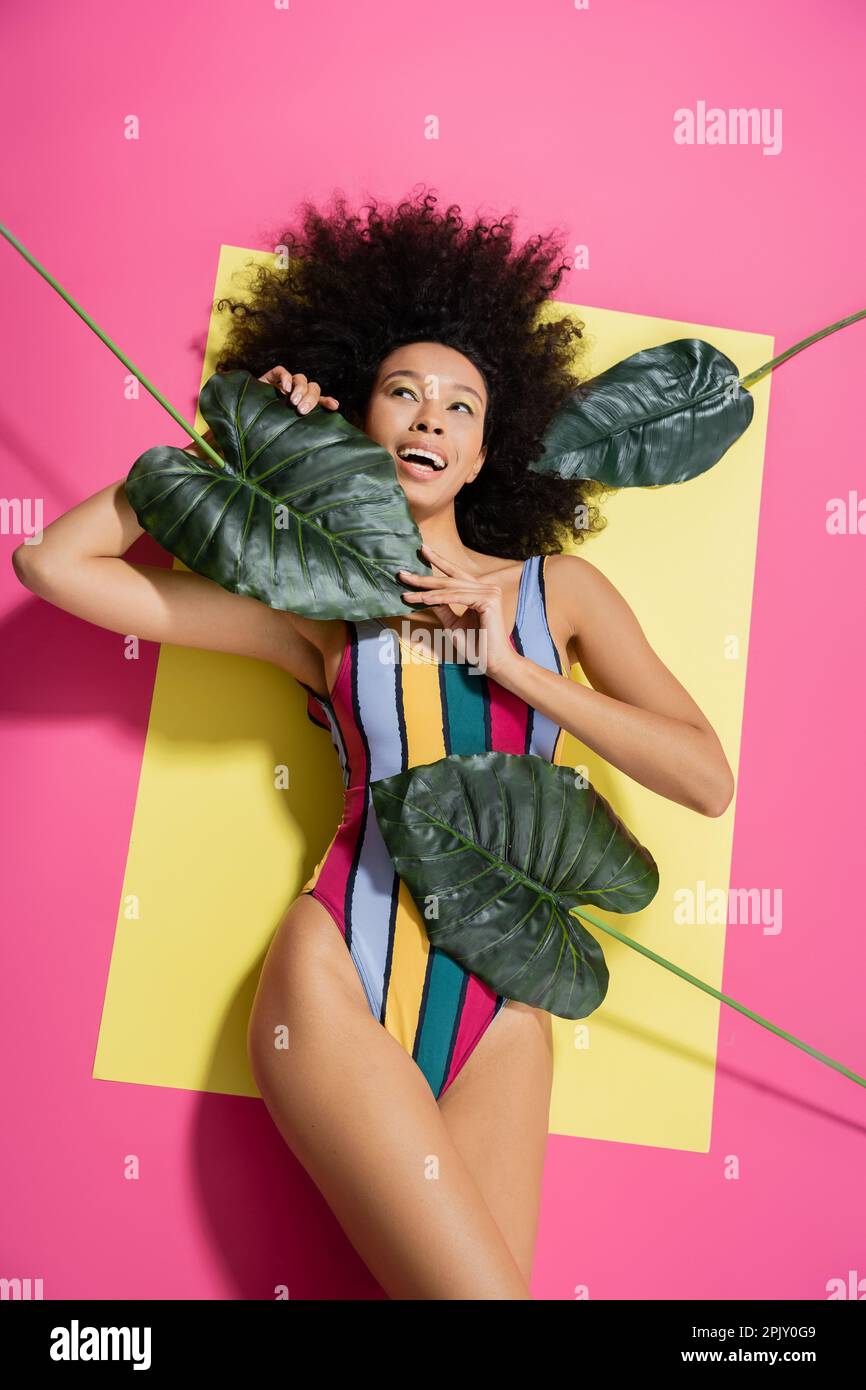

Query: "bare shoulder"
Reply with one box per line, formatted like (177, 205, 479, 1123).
(543, 549, 606, 620)
(548, 550, 635, 604)
(544, 550, 609, 587)
(289, 612, 345, 653)
(288, 613, 349, 697)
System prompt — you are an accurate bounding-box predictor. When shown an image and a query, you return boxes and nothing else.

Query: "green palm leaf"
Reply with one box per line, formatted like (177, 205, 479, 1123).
(370, 750, 659, 1018)
(531, 310, 866, 487)
(529, 338, 753, 486)
(124, 369, 431, 620)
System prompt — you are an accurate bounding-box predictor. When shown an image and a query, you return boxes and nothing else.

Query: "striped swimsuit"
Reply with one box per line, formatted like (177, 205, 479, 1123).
(299, 553, 567, 1099)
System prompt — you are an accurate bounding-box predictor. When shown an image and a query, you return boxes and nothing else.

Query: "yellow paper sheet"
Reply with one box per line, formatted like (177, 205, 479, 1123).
(94, 244, 772, 1151)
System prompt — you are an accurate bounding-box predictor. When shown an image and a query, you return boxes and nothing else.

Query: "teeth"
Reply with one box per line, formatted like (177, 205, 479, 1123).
(397, 446, 446, 470)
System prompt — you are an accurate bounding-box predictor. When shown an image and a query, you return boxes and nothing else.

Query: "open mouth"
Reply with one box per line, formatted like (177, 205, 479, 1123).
(395, 445, 448, 472)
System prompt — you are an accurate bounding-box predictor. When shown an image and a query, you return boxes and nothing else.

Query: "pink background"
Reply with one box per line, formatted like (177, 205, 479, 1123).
(2, 0, 864, 1299)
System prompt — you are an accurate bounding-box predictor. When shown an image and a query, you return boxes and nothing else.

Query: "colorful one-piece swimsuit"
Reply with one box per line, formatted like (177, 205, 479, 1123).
(298, 553, 568, 1100)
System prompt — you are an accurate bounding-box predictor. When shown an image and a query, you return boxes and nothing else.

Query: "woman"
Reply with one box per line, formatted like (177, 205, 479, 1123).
(12, 189, 734, 1299)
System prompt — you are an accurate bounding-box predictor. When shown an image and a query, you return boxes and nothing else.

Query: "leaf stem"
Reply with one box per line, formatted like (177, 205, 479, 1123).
(739, 308, 866, 390)
(570, 906, 866, 1088)
(0, 221, 225, 468)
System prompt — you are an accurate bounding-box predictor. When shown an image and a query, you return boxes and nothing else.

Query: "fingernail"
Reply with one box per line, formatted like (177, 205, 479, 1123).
(299, 401, 310, 413)
(290, 389, 301, 403)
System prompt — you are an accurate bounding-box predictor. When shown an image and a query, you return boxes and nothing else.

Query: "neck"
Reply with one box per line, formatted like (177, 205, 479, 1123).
(416, 505, 471, 563)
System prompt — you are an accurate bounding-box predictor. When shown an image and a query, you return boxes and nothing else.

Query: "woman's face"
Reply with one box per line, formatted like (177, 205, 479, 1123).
(362, 341, 488, 520)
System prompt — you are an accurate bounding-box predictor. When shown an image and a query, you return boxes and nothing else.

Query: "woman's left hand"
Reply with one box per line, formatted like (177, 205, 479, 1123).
(398, 544, 519, 679)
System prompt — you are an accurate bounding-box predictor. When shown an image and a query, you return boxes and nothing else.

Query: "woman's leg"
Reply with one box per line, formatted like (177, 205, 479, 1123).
(247, 895, 532, 1300)
(437, 1002, 554, 1287)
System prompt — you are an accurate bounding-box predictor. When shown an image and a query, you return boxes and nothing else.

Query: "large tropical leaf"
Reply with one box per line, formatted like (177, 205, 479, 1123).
(529, 338, 754, 487)
(370, 750, 659, 1018)
(124, 369, 432, 620)
(532, 309, 866, 487)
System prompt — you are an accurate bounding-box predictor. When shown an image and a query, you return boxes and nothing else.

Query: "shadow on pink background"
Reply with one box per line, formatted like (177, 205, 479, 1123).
(1, 0, 864, 1299)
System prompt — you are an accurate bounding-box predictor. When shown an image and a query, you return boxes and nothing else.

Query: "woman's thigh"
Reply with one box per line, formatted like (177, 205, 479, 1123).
(246, 895, 532, 1299)
(437, 1000, 554, 1286)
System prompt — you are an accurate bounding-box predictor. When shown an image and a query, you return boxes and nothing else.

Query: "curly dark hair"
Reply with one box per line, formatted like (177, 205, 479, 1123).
(213, 185, 609, 559)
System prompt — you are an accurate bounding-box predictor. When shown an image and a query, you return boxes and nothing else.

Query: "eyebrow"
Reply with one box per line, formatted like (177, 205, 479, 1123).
(380, 368, 485, 404)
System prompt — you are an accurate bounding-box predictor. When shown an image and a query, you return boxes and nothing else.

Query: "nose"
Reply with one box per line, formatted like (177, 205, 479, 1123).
(410, 416, 445, 436)
(409, 400, 447, 435)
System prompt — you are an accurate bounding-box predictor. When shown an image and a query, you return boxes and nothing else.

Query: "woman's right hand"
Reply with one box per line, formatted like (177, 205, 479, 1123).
(183, 366, 341, 460)
(257, 365, 340, 414)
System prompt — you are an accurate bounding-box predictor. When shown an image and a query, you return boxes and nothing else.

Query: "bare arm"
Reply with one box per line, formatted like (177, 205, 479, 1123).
(11, 366, 345, 691)
(10, 464, 327, 689)
(520, 554, 736, 816)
